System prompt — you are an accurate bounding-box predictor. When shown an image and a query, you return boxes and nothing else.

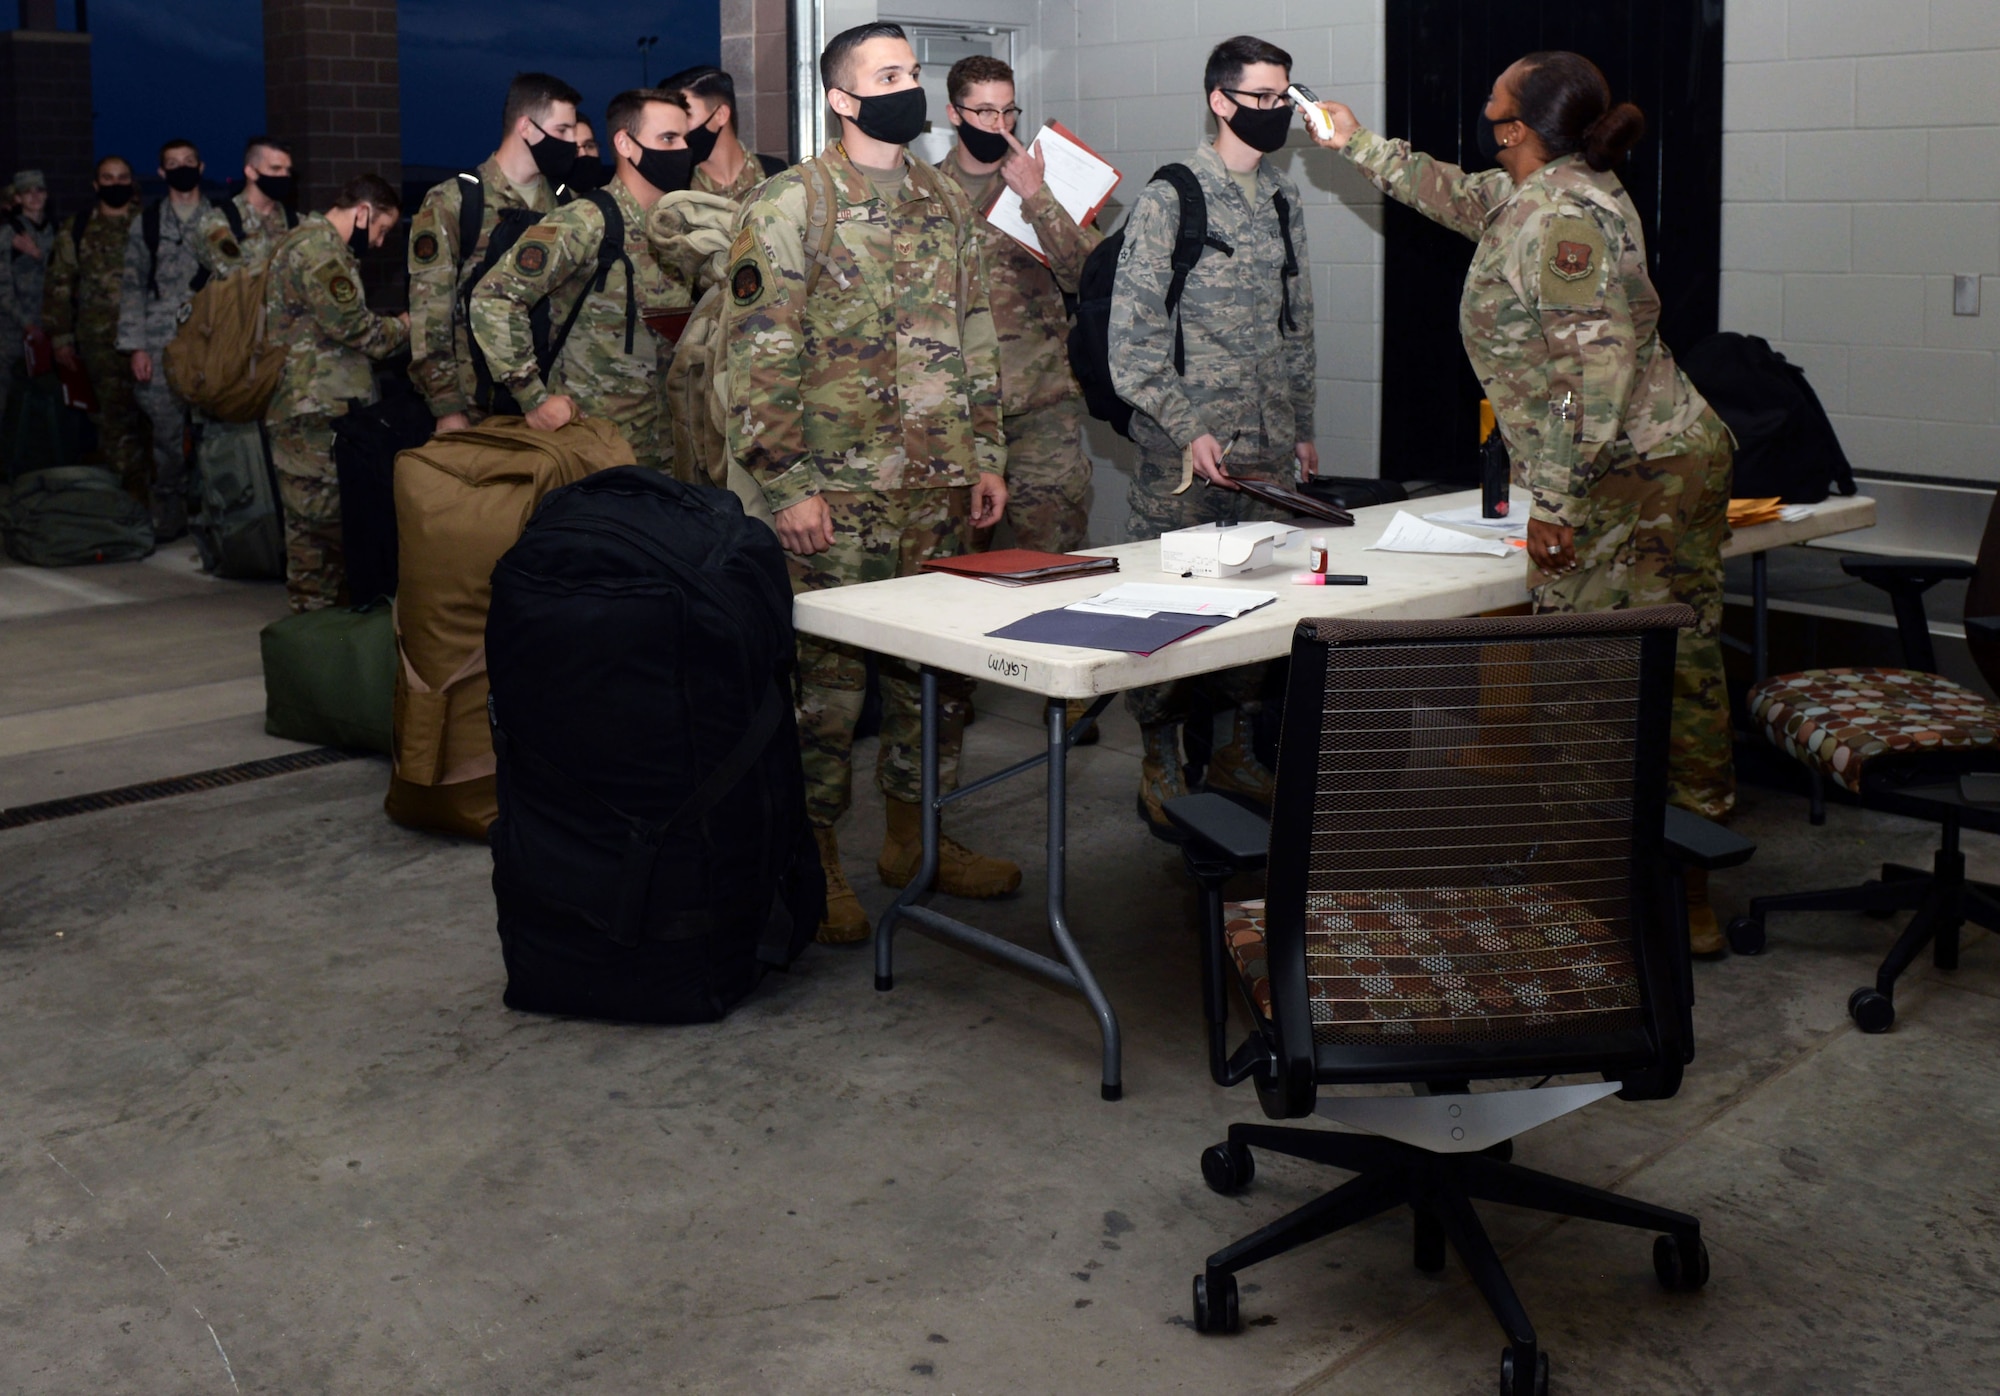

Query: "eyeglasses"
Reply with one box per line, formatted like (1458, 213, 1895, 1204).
(1220, 87, 1289, 111)
(952, 102, 1022, 126)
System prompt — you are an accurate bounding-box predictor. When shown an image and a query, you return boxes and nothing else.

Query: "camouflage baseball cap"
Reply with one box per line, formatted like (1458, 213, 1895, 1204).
(10, 170, 46, 193)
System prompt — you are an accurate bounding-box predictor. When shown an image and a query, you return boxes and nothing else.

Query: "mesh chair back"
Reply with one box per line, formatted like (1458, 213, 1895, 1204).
(1262, 606, 1691, 1080)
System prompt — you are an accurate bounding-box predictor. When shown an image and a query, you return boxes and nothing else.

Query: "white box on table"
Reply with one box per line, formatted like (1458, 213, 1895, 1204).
(1159, 521, 1298, 578)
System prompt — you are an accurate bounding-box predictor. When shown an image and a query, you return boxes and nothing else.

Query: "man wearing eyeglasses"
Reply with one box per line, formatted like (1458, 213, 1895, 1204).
(942, 56, 1101, 561)
(1108, 34, 1318, 836)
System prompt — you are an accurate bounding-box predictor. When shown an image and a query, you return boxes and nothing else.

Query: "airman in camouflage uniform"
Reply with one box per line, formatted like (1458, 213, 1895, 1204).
(263, 179, 409, 612)
(469, 171, 683, 468)
(941, 57, 1102, 557)
(1, 170, 55, 426)
(1335, 119, 1732, 823)
(408, 74, 583, 430)
(1110, 41, 1318, 833)
(117, 142, 210, 537)
(45, 159, 149, 502)
(192, 138, 299, 280)
(726, 22, 1014, 942)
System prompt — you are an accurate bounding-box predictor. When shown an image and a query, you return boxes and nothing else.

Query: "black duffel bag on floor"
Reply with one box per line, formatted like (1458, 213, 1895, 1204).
(485, 467, 822, 1023)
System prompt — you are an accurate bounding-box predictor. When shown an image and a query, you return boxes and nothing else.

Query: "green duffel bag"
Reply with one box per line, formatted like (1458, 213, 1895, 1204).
(261, 599, 396, 754)
(0, 464, 154, 566)
(2, 363, 85, 482)
(189, 419, 285, 580)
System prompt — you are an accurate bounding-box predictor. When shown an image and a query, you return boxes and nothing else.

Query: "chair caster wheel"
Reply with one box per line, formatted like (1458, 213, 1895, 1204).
(1726, 916, 1766, 956)
(1652, 1232, 1710, 1291)
(1499, 1345, 1549, 1396)
(1192, 1271, 1239, 1334)
(1849, 986, 1895, 1033)
(1201, 1141, 1255, 1194)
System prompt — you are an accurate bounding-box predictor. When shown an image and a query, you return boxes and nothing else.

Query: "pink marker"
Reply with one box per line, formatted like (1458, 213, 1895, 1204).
(1292, 572, 1367, 586)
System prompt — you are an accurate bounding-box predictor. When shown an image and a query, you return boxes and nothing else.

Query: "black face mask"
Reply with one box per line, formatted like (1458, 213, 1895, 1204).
(252, 172, 294, 205)
(163, 166, 203, 194)
(98, 183, 136, 209)
(1477, 112, 1521, 165)
(1224, 100, 1295, 154)
(633, 144, 697, 195)
(954, 118, 1011, 166)
(349, 216, 372, 257)
(566, 159, 612, 192)
(837, 86, 928, 148)
(529, 122, 578, 185)
(684, 119, 722, 167)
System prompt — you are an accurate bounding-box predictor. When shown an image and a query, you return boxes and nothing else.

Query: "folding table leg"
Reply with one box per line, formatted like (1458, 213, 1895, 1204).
(874, 667, 942, 992)
(1045, 697, 1122, 1101)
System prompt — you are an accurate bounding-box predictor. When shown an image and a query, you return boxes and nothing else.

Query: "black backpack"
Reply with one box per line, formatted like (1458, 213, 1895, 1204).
(485, 467, 823, 1023)
(453, 175, 633, 416)
(1678, 332, 1857, 504)
(330, 371, 435, 602)
(1067, 164, 1297, 439)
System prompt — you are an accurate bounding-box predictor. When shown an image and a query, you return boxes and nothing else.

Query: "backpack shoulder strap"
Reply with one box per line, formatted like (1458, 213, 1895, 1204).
(798, 159, 843, 302)
(221, 198, 246, 242)
(454, 170, 484, 267)
(756, 152, 788, 179)
(70, 207, 90, 254)
(1272, 187, 1299, 334)
(142, 201, 163, 298)
(541, 190, 636, 373)
(1149, 163, 1220, 376)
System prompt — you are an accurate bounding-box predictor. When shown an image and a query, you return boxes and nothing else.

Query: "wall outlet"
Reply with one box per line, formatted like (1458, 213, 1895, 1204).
(1954, 275, 1981, 316)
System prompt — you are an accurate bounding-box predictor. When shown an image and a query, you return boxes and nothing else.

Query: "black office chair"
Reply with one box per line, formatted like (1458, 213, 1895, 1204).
(1730, 491, 2000, 1031)
(1167, 606, 1721, 1396)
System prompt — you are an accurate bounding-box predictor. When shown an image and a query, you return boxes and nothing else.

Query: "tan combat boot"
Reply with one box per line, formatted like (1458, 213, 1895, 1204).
(1204, 708, 1276, 808)
(1685, 865, 1725, 958)
(878, 797, 1022, 898)
(814, 826, 871, 945)
(1137, 721, 1189, 840)
(1066, 698, 1100, 746)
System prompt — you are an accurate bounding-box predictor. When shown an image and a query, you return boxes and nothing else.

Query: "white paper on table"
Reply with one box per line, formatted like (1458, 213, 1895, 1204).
(1068, 582, 1276, 618)
(1779, 504, 1815, 522)
(1367, 510, 1516, 558)
(1422, 503, 1529, 538)
(983, 123, 1121, 263)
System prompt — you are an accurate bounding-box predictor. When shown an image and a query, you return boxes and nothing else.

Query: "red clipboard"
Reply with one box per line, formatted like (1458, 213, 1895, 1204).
(978, 121, 1123, 267)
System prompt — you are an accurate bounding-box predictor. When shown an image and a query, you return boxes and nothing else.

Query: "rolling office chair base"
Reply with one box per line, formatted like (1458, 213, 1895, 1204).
(1188, 1123, 1705, 1396)
(1736, 813, 2000, 1031)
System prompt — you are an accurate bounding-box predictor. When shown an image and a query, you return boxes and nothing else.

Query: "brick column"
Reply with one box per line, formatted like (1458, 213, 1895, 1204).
(720, 0, 792, 162)
(261, 0, 401, 211)
(0, 16, 93, 213)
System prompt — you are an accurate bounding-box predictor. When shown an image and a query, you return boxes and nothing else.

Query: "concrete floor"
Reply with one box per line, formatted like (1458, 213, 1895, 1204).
(5, 550, 2000, 1395)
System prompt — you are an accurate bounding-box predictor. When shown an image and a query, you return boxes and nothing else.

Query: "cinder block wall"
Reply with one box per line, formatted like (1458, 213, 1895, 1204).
(1719, 0, 2000, 485)
(263, 0, 401, 210)
(0, 29, 93, 212)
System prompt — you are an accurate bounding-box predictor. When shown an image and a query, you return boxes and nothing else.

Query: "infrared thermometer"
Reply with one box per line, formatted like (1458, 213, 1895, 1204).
(1287, 83, 1338, 142)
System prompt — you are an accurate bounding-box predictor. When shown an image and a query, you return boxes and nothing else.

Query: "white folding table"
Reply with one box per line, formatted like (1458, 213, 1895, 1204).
(792, 486, 1876, 1100)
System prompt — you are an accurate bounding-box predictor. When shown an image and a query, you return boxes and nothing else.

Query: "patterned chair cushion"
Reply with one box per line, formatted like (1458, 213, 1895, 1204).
(1747, 667, 2000, 795)
(1222, 886, 1641, 1045)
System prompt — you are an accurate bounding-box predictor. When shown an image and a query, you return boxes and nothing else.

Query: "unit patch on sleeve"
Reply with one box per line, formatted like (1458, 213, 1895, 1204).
(327, 274, 359, 305)
(1537, 216, 1609, 310)
(412, 230, 440, 264)
(730, 258, 765, 307)
(515, 242, 549, 276)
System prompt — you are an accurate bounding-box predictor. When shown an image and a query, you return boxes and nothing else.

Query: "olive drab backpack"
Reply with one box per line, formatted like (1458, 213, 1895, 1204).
(163, 221, 314, 423)
(450, 177, 634, 417)
(1066, 164, 1298, 439)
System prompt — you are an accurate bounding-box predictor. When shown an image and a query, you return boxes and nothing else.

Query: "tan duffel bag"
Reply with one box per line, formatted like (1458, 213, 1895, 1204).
(385, 416, 635, 838)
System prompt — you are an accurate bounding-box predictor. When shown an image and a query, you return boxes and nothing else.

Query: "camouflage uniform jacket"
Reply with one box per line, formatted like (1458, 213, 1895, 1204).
(942, 158, 1101, 417)
(1109, 143, 1316, 455)
(43, 206, 136, 351)
(1343, 128, 1711, 528)
(694, 154, 772, 203)
(2, 214, 55, 330)
(723, 142, 1004, 514)
(115, 194, 210, 355)
(407, 157, 559, 417)
(468, 177, 678, 462)
(263, 214, 409, 422)
(192, 191, 295, 281)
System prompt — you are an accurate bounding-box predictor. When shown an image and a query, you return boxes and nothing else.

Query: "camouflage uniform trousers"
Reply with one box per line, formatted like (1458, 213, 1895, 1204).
(1124, 415, 1295, 727)
(79, 335, 149, 503)
(266, 414, 345, 614)
(792, 487, 973, 828)
(990, 396, 1093, 554)
(1532, 410, 1735, 819)
(133, 371, 191, 528)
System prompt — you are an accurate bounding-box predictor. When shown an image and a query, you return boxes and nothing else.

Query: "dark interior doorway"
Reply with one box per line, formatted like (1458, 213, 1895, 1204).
(1378, 1, 1725, 485)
